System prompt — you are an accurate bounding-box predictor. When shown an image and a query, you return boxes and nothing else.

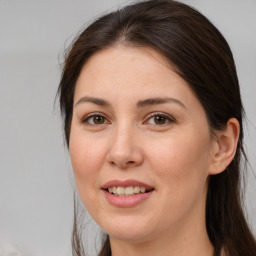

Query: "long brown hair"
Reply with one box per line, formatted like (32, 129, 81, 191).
(57, 1, 256, 255)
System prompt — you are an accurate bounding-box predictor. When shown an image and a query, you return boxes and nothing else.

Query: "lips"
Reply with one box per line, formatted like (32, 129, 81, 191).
(102, 179, 154, 191)
(102, 179, 155, 207)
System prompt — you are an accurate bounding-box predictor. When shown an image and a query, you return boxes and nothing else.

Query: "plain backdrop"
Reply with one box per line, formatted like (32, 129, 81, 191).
(0, 0, 255, 255)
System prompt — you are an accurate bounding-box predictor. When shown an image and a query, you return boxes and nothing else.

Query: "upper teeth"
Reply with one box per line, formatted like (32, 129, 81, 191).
(108, 186, 147, 196)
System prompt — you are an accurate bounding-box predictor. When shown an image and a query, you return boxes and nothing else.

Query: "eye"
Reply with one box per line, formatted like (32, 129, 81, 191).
(145, 113, 174, 126)
(82, 114, 109, 125)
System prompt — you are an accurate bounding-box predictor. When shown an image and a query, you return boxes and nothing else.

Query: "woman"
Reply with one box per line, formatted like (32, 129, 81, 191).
(57, 0, 256, 255)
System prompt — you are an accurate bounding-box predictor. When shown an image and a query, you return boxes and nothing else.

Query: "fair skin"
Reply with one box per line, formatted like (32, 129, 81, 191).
(69, 46, 239, 256)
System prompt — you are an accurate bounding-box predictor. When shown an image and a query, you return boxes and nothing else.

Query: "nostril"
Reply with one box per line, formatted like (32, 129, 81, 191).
(109, 160, 136, 168)
(127, 161, 135, 165)
(107, 153, 140, 168)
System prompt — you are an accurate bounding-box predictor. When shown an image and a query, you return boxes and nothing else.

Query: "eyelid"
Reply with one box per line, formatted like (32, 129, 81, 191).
(144, 112, 175, 125)
(80, 111, 175, 127)
(81, 112, 111, 125)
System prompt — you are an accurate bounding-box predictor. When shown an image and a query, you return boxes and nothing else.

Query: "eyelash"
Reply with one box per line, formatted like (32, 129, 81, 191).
(82, 113, 109, 126)
(81, 112, 175, 127)
(144, 112, 175, 126)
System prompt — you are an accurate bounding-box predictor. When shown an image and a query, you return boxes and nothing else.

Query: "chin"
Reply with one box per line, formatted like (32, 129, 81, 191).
(99, 216, 155, 242)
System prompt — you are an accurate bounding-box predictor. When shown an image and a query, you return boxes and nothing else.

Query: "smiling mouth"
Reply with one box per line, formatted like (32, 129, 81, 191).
(102, 179, 155, 198)
(105, 186, 154, 197)
(102, 180, 155, 207)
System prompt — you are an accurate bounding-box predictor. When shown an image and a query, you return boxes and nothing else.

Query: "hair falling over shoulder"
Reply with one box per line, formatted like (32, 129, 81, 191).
(57, 1, 256, 255)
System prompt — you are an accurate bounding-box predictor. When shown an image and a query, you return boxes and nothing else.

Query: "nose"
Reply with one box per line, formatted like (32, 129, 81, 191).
(106, 125, 144, 169)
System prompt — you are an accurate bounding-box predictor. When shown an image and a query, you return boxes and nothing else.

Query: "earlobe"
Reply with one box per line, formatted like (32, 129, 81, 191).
(209, 118, 240, 175)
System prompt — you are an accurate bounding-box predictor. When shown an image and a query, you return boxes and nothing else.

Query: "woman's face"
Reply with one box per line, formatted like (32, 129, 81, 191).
(69, 46, 216, 243)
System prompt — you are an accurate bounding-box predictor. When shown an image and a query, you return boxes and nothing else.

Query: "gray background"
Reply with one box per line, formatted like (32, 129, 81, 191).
(0, 0, 255, 255)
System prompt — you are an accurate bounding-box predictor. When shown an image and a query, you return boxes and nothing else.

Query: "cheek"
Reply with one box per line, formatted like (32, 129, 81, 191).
(147, 131, 211, 194)
(146, 135, 210, 226)
(69, 130, 107, 199)
(70, 127, 106, 171)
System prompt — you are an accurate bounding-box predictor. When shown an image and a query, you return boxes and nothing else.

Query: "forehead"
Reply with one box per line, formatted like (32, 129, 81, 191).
(74, 46, 197, 108)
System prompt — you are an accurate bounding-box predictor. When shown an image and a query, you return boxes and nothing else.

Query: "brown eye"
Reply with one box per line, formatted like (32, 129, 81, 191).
(83, 114, 108, 125)
(154, 115, 167, 125)
(93, 115, 105, 124)
(146, 113, 174, 126)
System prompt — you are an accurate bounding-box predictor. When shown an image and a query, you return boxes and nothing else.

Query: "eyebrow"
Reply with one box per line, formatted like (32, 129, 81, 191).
(137, 97, 186, 109)
(75, 96, 110, 107)
(75, 96, 186, 109)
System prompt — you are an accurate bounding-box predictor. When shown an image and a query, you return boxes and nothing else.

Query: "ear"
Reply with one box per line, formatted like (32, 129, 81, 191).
(208, 118, 240, 175)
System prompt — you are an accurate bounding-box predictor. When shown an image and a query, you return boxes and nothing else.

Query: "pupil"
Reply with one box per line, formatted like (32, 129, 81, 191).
(94, 116, 104, 124)
(154, 116, 166, 124)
